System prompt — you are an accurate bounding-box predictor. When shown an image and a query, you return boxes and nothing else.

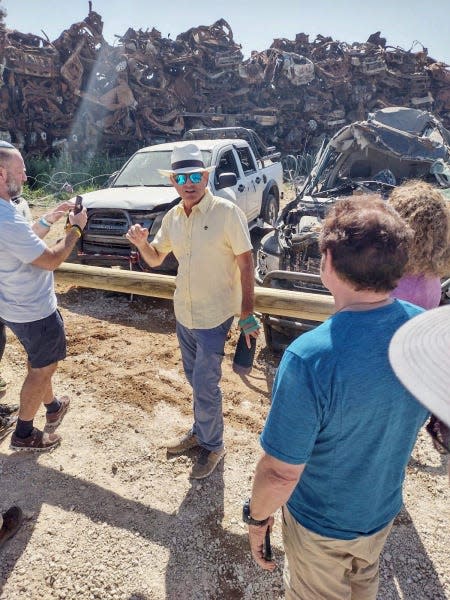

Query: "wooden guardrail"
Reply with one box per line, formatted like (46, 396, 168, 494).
(55, 263, 335, 322)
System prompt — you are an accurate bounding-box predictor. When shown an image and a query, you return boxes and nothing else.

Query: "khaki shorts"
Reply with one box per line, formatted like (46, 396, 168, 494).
(282, 506, 393, 600)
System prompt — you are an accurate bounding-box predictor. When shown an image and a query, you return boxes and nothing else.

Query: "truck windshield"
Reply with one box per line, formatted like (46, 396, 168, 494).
(113, 150, 213, 187)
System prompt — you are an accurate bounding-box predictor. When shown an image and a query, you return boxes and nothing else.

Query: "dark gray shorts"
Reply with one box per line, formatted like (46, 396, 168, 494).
(2, 310, 67, 368)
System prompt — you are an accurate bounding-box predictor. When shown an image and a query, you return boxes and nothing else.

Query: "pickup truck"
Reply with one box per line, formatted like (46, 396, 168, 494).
(69, 127, 283, 272)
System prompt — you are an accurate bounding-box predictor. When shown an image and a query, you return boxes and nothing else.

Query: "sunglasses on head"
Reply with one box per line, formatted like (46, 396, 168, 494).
(174, 172, 204, 185)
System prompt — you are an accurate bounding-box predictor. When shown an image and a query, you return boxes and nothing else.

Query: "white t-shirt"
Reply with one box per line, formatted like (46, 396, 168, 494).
(0, 199, 56, 323)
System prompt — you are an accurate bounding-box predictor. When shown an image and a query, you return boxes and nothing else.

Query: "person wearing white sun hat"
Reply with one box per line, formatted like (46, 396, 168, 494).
(389, 303, 450, 481)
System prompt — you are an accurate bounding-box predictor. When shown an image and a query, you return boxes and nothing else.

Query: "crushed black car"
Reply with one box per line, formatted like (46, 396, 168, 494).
(256, 107, 450, 351)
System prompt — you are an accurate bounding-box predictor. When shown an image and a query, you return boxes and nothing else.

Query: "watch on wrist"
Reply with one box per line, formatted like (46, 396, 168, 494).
(242, 498, 269, 526)
(69, 224, 83, 238)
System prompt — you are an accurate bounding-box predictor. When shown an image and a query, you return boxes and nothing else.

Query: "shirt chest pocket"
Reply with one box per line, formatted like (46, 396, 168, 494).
(170, 216, 229, 259)
(191, 221, 230, 256)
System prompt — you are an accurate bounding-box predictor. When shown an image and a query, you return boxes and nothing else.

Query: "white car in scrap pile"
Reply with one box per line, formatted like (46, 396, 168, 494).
(69, 127, 283, 272)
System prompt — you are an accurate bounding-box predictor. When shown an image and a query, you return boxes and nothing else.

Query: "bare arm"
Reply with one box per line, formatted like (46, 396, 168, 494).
(250, 453, 304, 519)
(31, 201, 75, 240)
(31, 209, 87, 271)
(248, 452, 304, 570)
(235, 250, 255, 319)
(235, 250, 260, 346)
(32, 220, 53, 239)
(126, 224, 167, 268)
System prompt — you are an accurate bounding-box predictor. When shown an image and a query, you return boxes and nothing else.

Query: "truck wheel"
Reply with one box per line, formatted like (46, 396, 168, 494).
(261, 192, 279, 226)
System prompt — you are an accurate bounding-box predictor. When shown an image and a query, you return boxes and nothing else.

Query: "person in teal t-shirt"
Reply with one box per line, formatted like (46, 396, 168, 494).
(246, 195, 428, 600)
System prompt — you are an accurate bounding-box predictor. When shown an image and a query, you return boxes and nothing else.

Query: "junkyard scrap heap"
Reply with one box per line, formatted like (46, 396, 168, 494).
(1, 5, 449, 157)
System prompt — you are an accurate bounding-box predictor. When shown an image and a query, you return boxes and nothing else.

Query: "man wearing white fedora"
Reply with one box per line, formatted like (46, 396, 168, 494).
(127, 142, 259, 479)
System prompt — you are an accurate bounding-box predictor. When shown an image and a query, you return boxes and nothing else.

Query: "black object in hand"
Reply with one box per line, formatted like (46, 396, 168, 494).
(263, 527, 272, 561)
(74, 195, 83, 214)
(232, 331, 256, 375)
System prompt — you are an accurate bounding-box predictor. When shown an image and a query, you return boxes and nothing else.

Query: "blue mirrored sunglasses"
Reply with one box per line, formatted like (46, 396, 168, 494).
(174, 172, 203, 185)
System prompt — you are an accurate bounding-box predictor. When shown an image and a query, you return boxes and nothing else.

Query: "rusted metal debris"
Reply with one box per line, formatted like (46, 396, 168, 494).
(0, 5, 449, 158)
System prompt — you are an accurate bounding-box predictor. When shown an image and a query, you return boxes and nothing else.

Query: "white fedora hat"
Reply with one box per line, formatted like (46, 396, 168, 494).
(389, 304, 450, 426)
(158, 142, 215, 177)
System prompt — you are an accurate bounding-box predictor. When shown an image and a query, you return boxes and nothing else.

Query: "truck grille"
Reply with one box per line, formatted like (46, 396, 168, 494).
(81, 209, 157, 257)
(87, 212, 130, 236)
(82, 210, 132, 256)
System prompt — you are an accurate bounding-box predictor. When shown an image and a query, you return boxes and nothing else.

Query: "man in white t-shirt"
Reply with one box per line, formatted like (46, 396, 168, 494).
(0, 142, 87, 452)
(0, 194, 32, 393)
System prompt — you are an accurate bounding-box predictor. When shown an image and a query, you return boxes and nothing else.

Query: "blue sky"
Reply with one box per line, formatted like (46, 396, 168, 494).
(3, 0, 449, 64)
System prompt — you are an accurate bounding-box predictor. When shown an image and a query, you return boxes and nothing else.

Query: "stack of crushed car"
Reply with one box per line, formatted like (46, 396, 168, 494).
(1, 3, 449, 158)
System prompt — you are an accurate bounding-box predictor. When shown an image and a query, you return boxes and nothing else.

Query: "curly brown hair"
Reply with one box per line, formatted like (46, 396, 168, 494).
(319, 195, 413, 292)
(388, 181, 450, 276)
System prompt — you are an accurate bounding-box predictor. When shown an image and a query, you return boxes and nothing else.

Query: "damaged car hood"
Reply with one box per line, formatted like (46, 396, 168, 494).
(80, 186, 179, 211)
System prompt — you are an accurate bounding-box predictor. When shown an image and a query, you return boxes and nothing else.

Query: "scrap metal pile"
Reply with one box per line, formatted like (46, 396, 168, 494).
(1, 3, 449, 158)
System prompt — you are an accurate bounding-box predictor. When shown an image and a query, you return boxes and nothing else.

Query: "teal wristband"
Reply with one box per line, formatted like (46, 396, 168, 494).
(238, 315, 258, 327)
(238, 314, 260, 334)
(38, 216, 51, 228)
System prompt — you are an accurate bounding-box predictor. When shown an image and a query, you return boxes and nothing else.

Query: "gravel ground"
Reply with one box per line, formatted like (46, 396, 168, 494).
(0, 287, 448, 600)
(0, 203, 448, 599)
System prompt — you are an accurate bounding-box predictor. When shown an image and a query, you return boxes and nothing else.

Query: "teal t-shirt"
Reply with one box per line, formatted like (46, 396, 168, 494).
(260, 300, 429, 540)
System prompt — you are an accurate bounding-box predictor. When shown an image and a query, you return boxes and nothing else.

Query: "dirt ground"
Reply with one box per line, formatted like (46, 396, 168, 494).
(0, 205, 449, 600)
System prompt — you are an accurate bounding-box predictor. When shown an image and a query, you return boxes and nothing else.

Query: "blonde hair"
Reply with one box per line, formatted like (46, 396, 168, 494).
(388, 181, 450, 277)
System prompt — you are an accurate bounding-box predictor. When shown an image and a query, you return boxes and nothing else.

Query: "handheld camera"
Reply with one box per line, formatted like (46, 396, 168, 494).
(74, 195, 83, 215)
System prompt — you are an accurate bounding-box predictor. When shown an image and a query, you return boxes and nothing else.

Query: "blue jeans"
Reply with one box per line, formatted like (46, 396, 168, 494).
(176, 317, 233, 452)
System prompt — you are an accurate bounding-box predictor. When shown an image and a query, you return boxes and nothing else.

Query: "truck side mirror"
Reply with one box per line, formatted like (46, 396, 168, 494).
(216, 172, 237, 189)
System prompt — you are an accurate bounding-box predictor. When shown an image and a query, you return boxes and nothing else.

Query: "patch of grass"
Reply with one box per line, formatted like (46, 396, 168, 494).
(23, 152, 129, 207)
(23, 183, 99, 208)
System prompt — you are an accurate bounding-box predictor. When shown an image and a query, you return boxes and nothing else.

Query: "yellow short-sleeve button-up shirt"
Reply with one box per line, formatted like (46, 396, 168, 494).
(152, 189, 252, 329)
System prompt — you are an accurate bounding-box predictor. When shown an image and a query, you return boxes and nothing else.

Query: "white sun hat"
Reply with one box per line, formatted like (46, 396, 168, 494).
(158, 142, 215, 177)
(388, 304, 450, 426)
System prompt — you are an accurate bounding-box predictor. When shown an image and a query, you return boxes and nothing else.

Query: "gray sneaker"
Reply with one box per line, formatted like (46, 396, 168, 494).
(166, 431, 199, 455)
(0, 414, 17, 442)
(190, 447, 226, 479)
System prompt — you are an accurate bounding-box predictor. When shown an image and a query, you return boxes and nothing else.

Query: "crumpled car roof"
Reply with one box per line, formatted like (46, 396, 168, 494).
(330, 107, 450, 163)
(369, 106, 448, 137)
